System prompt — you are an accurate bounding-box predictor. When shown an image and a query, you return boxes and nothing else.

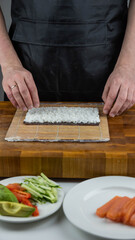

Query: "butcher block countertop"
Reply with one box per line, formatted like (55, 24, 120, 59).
(0, 101, 135, 179)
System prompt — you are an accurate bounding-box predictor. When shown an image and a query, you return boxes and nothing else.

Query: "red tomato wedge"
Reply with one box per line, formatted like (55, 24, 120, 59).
(6, 183, 25, 191)
(32, 206, 39, 217)
(10, 190, 31, 202)
(12, 189, 31, 199)
(21, 198, 39, 216)
(21, 198, 33, 206)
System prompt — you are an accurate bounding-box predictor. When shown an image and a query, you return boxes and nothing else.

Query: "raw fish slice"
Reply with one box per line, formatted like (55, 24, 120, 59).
(122, 197, 135, 224)
(96, 196, 120, 218)
(121, 198, 135, 222)
(129, 213, 135, 226)
(106, 197, 130, 222)
(115, 197, 131, 222)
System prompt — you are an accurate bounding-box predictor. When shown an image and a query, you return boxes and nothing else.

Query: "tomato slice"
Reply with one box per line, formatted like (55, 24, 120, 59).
(12, 189, 31, 199)
(32, 206, 39, 217)
(21, 198, 39, 216)
(6, 183, 25, 191)
(10, 191, 25, 202)
(21, 198, 33, 206)
(10, 190, 31, 202)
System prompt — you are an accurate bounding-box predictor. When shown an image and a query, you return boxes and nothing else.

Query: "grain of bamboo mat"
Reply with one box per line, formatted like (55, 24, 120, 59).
(5, 102, 110, 142)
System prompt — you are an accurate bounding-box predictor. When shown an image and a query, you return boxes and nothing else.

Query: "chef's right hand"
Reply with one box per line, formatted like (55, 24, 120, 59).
(2, 65, 40, 111)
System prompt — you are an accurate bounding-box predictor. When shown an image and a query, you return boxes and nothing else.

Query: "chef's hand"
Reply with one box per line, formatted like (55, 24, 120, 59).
(102, 65, 135, 117)
(2, 66, 40, 111)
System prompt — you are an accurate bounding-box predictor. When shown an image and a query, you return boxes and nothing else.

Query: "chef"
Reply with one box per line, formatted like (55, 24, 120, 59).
(0, 0, 135, 117)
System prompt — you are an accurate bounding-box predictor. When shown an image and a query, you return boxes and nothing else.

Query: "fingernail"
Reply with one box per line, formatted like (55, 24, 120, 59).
(23, 107, 27, 111)
(29, 106, 33, 109)
(110, 113, 115, 117)
(103, 110, 108, 114)
(35, 104, 39, 108)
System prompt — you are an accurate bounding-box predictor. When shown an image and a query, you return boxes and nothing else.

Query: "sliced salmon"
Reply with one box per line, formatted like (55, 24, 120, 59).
(122, 197, 135, 224)
(120, 198, 133, 221)
(121, 198, 134, 223)
(96, 196, 120, 218)
(129, 213, 135, 226)
(96, 195, 135, 227)
(116, 197, 131, 222)
(106, 196, 130, 222)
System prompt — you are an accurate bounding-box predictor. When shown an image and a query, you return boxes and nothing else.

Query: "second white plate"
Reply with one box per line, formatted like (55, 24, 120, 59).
(63, 176, 135, 239)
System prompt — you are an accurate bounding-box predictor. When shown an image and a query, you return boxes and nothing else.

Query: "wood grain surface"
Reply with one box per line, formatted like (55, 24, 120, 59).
(0, 101, 135, 179)
(5, 103, 109, 142)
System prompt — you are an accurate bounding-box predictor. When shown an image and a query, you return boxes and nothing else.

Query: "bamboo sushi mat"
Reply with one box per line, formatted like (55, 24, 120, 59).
(5, 102, 110, 142)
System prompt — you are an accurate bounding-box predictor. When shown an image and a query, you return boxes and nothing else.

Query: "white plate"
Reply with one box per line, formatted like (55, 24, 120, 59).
(63, 176, 135, 240)
(0, 176, 64, 223)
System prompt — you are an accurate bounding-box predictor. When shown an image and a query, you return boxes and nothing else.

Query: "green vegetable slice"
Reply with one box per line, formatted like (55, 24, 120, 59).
(0, 201, 35, 217)
(21, 173, 61, 204)
(0, 184, 18, 203)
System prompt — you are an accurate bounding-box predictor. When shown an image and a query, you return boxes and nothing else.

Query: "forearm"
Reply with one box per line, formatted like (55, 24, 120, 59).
(115, 0, 135, 71)
(0, 8, 22, 74)
(102, 0, 135, 117)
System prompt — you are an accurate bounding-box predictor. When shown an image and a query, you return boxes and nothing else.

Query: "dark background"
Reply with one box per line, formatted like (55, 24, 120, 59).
(0, 0, 130, 101)
(0, 0, 11, 101)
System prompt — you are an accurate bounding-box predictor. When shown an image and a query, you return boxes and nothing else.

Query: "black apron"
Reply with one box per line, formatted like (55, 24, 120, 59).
(5, 0, 128, 101)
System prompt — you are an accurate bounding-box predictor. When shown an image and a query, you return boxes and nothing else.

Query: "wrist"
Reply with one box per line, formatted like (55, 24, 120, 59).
(115, 59, 135, 75)
(115, 45, 135, 73)
(1, 63, 23, 75)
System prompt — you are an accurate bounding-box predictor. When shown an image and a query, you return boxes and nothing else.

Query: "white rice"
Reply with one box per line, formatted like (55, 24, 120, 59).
(24, 107, 100, 124)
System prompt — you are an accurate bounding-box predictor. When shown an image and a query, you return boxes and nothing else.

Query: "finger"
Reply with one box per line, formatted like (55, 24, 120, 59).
(117, 88, 133, 115)
(10, 84, 27, 111)
(16, 80, 33, 109)
(5, 86, 19, 108)
(127, 91, 135, 110)
(128, 103, 135, 110)
(103, 82, 120, 115)
(109, 85, 128, 117)
(24, 73, 40, 108)
(102, 84, 110, 103)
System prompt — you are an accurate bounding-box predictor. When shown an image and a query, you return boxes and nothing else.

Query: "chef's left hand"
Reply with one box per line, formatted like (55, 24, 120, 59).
(102, 65, 135, 117)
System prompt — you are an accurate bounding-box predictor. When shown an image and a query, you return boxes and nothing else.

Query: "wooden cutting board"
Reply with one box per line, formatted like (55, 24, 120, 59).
(1, 101, 135, 178)
(5, 102, 110, 142)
